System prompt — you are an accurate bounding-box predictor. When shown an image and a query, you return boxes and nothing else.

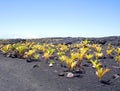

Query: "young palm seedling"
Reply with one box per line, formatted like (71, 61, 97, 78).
(70, 52, 79, 60)
(66, 58, 78, 70)
(42, 48, 55, 60)
(43, 52, 51, 60)
(59, 55, 68, 62)
(115, 47, 120, 55)
(47, 48, 55, 55)
(81, 39, 90, 47)
(24, 49, 36, 59)
(106, 49, 114, 56)
(12, 43, 20, 51)
(90, 60, 110, 82)
(60, 55, 78, 71)
(74, 48, 89, 70)
(95, 46, 102, 53)
(1, 44, 12, 55)
(96, 67, 110, 81)
(106, 48, 115, 59)
(90, 60, 102, 70)
(57, 44, 68, 52)
(33, 53, 39, 60)
(114, 55, 120, 63)
(32, 44, 45, 52)
(85, 54, 94, 61)
(57, 51, 65, 57)
(92, 44, 100, 49)
(16, 45, 28, 58)
(107, 43, 112, 49)
(95, 52, 104, 59)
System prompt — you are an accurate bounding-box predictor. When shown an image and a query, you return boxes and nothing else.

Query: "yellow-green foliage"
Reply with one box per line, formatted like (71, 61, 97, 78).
(106, 49, 114, 56)
(114, 55, 120, 63)
(1, 44, 12, 54)
(46, 48, 55, 55)
(24, 49, 36, 58)
(81, 39, 90, 47)
(59, 55, 77, 70)
(85, 54, 93, 60)
(32, 44, 45, 52)
(115, 47, 120, 55)
(90, 59, 110, 81)
(90, 60, 102, 70)
(95, 46, 102, 52)
(57, 44, 68, 52)
(1, 39, 120, 82)
(94, 52, 104, 59)
(33, 54, 39, 60)
(16, 45, 28, 54)
(59, 55, 68, 62)
(57, 51, 65, 57)
(96, 68, 110, 80)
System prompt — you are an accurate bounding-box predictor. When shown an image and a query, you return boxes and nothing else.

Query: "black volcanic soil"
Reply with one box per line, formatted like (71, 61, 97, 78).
(0, 36, 120, 91)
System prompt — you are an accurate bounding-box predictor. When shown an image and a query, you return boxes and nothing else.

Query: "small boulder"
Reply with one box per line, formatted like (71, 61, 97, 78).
(66, 72, 74, 78)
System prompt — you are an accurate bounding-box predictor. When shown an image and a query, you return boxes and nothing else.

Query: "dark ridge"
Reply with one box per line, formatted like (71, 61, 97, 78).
(0, 36, 120, 46)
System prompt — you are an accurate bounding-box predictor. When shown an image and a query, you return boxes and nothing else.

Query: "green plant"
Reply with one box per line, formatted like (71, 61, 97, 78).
(90, 60, 102, 70)
(32, 44, 45, 52)
(16, 45, 28, 58)
(57, 44, 68, 52)
(95, 46, 102, 52)
(12, 43, 21, 51)
(90, 60, 110, 81)
(1, 44, 12, 54)
(78, 48, 88, 61)
(33, 54, 39, 60)
(96, 68, 110, 81)
(24, 49, 36, 58)
(114, 55, 120, 63)
(57, 51, 65, 57)
(59, 55, 78, 70)
(43, 52, 50, 60)
(115, 48, 120, 55)
(46, 48, 55, 55)
(66, 58, 78, 70)
(107, 43, 112, 49)
(73, 48, 88, 69)
(106, 49, 114, 56)
(95, 52, 104, 59)
(70, 52, 79, 60)
(81, 39, 90, 45)
(59, 55, 67, 62)
(85, 54, 93, 61)
(42, 48, 55, 60)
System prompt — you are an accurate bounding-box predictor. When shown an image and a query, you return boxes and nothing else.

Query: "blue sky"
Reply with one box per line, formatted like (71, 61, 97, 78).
(0, 0, 120, 38)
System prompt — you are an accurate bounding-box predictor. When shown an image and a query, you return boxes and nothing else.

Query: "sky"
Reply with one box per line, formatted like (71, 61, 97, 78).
(0, 0, 120, 39)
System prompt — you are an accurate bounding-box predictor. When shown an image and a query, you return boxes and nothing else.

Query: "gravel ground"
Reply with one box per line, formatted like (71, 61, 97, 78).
(0, 36, 120, 91)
